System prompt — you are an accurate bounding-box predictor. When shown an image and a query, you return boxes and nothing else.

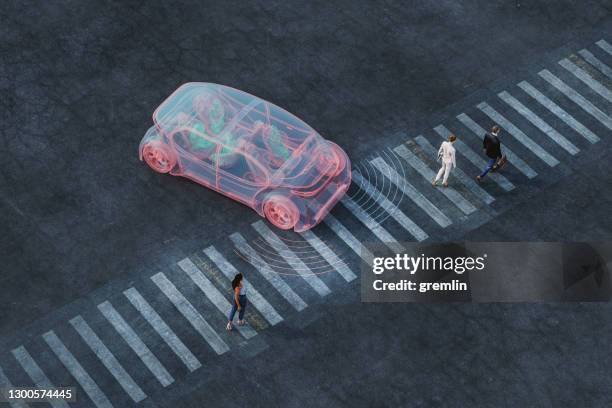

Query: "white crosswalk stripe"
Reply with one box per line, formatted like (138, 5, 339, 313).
(0, 364, 29, 408)
(323, 213, 375, 264)
(539, 69, 612, 131)
(456, 113, 538, 178)
(69, 315, 147, 403)
(230, 232, 308, 311)
(498, 91, 580, 155)
(42, 330, 114, 408)
(370, 156, 454, 227)
(394, 143, 477, 215)
(252, 221, 332, 296)
(299, 230, 357, 282)
(596, 39, 612, 56)
(559, 58, 612, 102)
(11, 346, 70, 408)
(477, 102, 560, 167)
(414, 135, 496, 204)
(433, 125, 515, 191)
(177, 258, 258, 338)
(517, 81, 600, 143)
(98, 301, 174, 387)
(340, 195, 406, 251)
(123, 287, 201, 372)
(578, 49, 612, 80)
(202, 247, 284, 326)
(151, 272, 230, 355)
(352, 172, 428, 241)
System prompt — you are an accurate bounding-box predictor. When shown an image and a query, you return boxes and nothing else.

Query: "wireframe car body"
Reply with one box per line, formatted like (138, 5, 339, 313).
(139, 83, 351, 232)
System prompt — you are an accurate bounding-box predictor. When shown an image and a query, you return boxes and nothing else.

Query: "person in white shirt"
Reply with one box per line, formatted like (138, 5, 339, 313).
(432, 134, 457, 187)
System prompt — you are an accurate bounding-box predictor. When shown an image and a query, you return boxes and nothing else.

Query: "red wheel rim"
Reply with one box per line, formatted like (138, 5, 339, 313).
(143, 143, 175, 173)
(264, 197, 298, 230)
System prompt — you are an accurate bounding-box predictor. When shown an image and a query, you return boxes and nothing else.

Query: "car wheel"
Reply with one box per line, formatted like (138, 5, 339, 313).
(263, 195, 299, 230)
(142, 141, 176, 173)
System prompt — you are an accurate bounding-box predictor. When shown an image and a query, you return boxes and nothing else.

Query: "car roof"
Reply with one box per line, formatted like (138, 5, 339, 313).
(152, 83, 325, 175)
(153, 83, 316, 143)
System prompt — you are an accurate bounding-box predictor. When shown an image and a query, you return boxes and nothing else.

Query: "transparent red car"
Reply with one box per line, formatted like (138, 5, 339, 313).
(139, 83, 351, 232)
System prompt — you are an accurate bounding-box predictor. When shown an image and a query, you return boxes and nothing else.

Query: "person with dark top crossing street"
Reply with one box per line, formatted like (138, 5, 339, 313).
(226, 273, 248, 331)
(476, 125, 506, 182)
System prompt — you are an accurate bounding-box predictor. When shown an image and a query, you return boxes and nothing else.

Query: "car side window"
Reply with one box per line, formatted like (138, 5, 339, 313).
(214, 141, 269, 186)
(171, 118, 218, 165)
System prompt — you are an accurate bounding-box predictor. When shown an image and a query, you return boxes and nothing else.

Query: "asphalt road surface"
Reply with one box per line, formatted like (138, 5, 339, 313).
(1, 1, 612, 407)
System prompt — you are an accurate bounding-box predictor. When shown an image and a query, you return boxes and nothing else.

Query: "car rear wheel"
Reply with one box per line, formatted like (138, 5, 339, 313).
(142, 142, 176, 173)
(263, 195, 299, 230)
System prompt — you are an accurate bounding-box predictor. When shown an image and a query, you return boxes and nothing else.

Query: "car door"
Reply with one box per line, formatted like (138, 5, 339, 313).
(216, 145, 269, 208)
(170, 127, 219, 190)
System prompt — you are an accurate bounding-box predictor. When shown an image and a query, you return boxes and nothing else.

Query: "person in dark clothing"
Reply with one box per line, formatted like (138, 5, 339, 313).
(476, 125, 506, 181)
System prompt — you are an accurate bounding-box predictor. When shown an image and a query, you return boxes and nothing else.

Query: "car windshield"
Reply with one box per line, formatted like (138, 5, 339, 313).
(152, 83, 321, 178)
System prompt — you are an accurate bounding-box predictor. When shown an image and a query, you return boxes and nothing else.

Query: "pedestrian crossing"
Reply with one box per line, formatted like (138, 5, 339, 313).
(597, 39, 612, 56)
(517, 80, 600, 144)
(340, 195, 408, 251)
(177, 257, 259, 338)
(394, 143, 478, 215)
(251, 220, 332, 296)
(299, 230, 357, 282)
(578, 49, 612, 80)
(201, 248, 283, 326)
(352, 172, 428, 242)
(539, 69, 612, 131)
(230, 232, 309, 311)
(477, 102, 560, 167)
(497, 91, 580, 155)
(433, 124, 515, 192)
(97, 301, 174, 387)
(0, 364, 28, 408)
(324, 213, 375, 263)
(457, 111, 540, 179)
(11, 346, 70, 408)
(559, 58, 612, 103)
(123, 287, 202, 372)
(414, 135, 496, 204)
(69, 315, 147, 403)
(151, 272, 230, 355)
(42, 330, 113, 408)
(371, 156, 455, 227)
(1, 38, 611, 407)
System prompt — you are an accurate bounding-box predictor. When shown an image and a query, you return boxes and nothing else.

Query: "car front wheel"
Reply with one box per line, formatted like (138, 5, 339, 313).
(263, 195, 299, 230)
(142, 142, 176, 173)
